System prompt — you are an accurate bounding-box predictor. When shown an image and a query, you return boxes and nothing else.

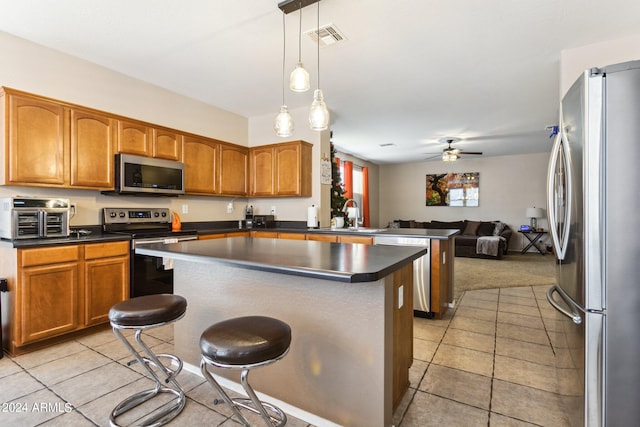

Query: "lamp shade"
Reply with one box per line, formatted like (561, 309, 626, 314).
(309, 89, 329, 130)
(274, 105, 294, 137)
(290, 62, 310, 92)
(526, 207, 545, 218)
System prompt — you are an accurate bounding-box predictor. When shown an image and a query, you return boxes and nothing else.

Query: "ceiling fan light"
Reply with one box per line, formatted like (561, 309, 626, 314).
(275, 105, 294, 137)
(309, 89, 329, 130)
(290, 62, 310, 92)
(442, 152, 457, 162)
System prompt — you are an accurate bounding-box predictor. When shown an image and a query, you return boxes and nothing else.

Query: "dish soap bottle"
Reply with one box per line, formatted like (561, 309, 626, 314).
(172, 212, 182, 232)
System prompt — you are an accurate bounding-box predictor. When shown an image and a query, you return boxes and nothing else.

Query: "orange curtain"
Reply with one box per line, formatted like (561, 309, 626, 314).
(362, 167, 370, 227)
(343, 161, 353, 199)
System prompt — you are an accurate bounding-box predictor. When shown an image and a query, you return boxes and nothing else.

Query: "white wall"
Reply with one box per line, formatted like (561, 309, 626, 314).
(379, 152, 551, 249)
(561, 34, 640, 95)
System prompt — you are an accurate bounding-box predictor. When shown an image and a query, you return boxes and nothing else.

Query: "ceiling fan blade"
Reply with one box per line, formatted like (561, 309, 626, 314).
(458, 151, 483, 155)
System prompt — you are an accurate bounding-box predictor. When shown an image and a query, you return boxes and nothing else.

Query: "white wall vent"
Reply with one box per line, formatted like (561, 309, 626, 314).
(305, 23, 346, 47)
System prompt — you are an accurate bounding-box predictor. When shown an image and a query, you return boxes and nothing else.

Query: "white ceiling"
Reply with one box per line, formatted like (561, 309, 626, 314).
(1, 0, 639, 164)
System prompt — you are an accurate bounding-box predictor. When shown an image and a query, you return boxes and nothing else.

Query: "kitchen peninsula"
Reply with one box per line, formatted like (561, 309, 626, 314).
(135, 237, 426, 427)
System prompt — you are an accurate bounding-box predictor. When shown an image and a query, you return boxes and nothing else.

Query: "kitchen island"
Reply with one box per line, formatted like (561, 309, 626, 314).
(136, 237, 425, 427)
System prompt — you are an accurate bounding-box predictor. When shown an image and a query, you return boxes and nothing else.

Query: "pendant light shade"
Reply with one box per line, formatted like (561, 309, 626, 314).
(275, 12, 294, 137)
(275, 105, 294, 137)
(290, 62, 310, 92)
(289, 3, 310, 92)
(308, 0, 329, 131)
(309, 89, 329, 130)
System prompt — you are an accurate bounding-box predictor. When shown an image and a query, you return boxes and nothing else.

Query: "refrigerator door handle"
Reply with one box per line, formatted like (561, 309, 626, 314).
(547, 285, 583, 324)
(546, 127, 572, 260)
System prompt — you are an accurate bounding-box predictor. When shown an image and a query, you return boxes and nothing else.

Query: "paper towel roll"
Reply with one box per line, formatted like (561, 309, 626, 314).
(307, 205, 318, 228)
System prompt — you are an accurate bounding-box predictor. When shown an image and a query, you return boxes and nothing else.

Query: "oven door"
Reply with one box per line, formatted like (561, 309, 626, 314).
(131, 236, 197, 297)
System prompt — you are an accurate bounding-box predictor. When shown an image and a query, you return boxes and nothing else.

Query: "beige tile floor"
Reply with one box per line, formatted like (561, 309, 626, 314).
(0, 285, 569, 426)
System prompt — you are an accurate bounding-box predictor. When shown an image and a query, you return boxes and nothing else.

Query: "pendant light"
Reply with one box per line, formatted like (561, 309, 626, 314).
(289, 2, 310, 92)
(275, 12, 294, 137)
(309, 0, 329, 130)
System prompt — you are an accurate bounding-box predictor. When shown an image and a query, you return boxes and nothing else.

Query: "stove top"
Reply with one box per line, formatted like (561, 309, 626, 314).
(102, 207, 197, 239)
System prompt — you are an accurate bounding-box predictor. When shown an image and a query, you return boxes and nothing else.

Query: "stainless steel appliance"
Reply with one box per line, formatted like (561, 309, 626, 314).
(546, 60, 640, 426)
(105, 153, 185, 196)
(103, 207, 197, 297)
(374, 235, 432, 318)
(0, 197, 70, 240)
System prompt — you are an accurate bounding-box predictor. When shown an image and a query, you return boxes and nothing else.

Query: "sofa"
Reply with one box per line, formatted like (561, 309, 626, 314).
(392, 219, 512, 259)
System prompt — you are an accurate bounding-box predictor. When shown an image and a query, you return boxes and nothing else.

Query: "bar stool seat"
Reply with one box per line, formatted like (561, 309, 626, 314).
(108, 294, 187, 427)
(200, 316, 291, 427)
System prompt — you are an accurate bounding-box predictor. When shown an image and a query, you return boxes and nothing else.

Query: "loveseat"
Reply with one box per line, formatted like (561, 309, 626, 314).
(392, 219, 512, 259)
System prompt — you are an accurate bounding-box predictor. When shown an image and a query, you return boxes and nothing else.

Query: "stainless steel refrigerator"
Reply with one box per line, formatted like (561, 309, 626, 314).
(546, 60, 640, 426)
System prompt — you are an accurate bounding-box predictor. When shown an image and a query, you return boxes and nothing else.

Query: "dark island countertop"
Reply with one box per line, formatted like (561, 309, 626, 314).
(135, 236, 427, 283)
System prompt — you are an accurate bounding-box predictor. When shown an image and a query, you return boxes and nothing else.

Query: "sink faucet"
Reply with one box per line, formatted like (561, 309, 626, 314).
(342, 199, 361, 229)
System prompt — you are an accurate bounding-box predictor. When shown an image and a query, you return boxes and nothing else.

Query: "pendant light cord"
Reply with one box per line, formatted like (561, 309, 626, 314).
(317, 0, 320, 89)
(298, 2, 303, 62)
(282, 13, 286, 105)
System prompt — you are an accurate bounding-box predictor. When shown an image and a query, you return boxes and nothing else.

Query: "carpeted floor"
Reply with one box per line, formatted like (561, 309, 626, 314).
(453, 252, 556, 301)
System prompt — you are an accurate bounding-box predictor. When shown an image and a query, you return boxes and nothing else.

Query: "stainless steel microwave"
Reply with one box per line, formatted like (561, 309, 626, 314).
(108, 154, 185, 196)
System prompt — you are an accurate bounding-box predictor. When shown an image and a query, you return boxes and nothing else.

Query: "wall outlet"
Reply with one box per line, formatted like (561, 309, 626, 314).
(270, 206, 276, 215)
(398, 285, 404, 308)
(227, 202, 234, 214)
(182, 204, 189, 214)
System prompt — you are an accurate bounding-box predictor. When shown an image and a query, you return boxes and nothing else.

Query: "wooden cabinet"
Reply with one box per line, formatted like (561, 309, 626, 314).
(219, 143, 248, 196)
(117, 121, 183, 161)
(337, 235, 374, 244)
(249, 140, 312, 197)
(152, 127, 182, 161)
(392, 263, 413, 409)
(70, 107, 115, 188)
(4, 91, 68, 186)
(83, 242, 129, 326)
(5, 242, 130, 354)
(430, 238, 454, 319)
(1, 88, 115, 190)
(277, 232, 306, 240)
(183, 137, 248, 196)
(17, 246, 81, 346)
(306, 234, 338, 242)
(183, 135, 219, 194)
(251, 231, 279, 238)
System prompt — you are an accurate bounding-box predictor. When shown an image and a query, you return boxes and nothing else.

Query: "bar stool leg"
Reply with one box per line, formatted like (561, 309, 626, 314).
(200, 359, 251, 426)
(110, 326, 186, 427)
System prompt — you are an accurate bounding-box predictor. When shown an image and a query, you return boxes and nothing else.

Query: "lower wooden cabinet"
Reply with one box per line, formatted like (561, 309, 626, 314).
(6, 241, 129, 354)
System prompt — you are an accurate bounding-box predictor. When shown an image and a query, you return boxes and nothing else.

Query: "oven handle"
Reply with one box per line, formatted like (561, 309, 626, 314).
(133, 235, 198, 248)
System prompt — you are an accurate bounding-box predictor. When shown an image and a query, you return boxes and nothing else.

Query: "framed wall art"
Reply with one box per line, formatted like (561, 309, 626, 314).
(426, 172, 479, 207)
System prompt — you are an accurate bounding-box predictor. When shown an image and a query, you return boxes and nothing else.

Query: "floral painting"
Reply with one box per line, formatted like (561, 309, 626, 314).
(426, 172, 479, 207)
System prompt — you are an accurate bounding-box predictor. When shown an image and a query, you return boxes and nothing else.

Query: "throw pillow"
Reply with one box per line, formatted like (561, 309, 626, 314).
(478, 221, 496, 236)
(462, 221, 481, 235)
(493, 221, 506, 236)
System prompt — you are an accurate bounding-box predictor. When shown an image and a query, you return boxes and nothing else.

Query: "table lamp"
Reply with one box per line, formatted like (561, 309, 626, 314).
(526, 207, 545, 230)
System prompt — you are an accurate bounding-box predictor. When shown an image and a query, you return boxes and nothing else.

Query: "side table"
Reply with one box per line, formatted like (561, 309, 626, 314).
(518, 230, 548, 255)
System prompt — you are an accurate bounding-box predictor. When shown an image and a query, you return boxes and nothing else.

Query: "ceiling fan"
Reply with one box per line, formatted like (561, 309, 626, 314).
(426, 137, 483, 162)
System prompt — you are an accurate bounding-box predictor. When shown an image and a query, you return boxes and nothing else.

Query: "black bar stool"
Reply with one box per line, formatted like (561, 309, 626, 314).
(199, 316, 291, 427)
(108, 294, 188, 427)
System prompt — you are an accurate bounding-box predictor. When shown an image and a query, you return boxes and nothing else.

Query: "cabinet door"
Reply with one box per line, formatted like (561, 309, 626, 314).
(250, 146, 275, 196)
(153, 128, 182, 161)
(219, 143, 248, 196)
(7, 93, 67, 185)
(18, 262, 81, 345)
(306, 234, 338, 242)
(199, 233, 227, 240)
(338, 235, 374, 245)
(117, 120, 151, 156)
(84, 255, 129, 326)
(275, 141, 312, 196)
(183, 136, 218, 194)
(70, 108, 115, 188)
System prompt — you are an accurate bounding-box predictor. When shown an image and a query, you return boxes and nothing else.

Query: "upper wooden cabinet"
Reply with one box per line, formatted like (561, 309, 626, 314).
(183, 137, 248, 196)
(183, 135, 219, 194)
(117, 120, 182, 161)
(249, 140, 312, 197)
(220, 143, 248, 196)
(4, 91, 68, 186)
(1, 88, 114, 190)
(70, 108, 115, 188)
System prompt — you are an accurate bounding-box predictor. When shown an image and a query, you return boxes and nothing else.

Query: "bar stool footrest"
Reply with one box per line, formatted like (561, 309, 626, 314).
(129, 353, 183, 383)
(110, 386, 186, 427)
(232, 397, 287, 427)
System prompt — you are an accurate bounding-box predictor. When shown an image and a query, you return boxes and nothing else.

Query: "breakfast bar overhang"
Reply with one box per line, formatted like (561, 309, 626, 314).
(136, 237, 425, 427)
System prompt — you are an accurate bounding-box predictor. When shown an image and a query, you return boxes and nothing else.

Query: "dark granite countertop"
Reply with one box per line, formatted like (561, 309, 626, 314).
(135, 237, 426, 283)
